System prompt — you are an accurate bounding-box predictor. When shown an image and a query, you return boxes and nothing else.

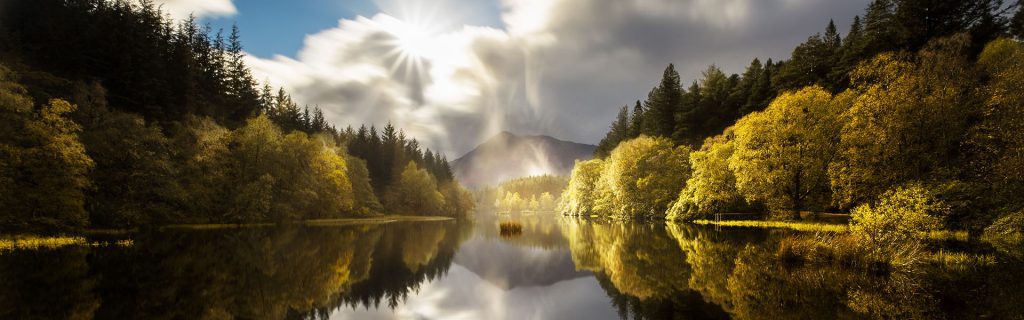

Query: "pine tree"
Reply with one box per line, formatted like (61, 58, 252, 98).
(629, 100, 644, 138)
(738, 58, 763, 115)
(824, 20, 842, 50)
(595, 105, 631, 158)
(863, 0, 897, 57)
(642, 64, 683, 139)
(225, 24, 259, 124)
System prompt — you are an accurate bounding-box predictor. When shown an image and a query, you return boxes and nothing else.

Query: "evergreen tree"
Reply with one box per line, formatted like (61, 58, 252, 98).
(595, 106, 631, 158)
(739, 58, 765, 114)
(642, 64, 683, 140)
(629, 100, 644, 138)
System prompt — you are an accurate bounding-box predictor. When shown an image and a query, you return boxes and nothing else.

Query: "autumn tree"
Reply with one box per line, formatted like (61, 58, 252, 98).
(667, 129, 745, 221)
(600, 136, 691, 218)
(559, 159, 606, 216)
(730, 87, 847, 218)
(0, 66, 93, 232)
(972, 38, 1024, 219)
(830, 36, 978, 209)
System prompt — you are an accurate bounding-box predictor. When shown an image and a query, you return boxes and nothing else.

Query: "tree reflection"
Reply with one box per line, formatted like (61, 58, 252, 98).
(0, 221, 473, 319)
(564, 219, 1024, 320)
(0, 247, 100, 319)
(560, 219, 732, 319)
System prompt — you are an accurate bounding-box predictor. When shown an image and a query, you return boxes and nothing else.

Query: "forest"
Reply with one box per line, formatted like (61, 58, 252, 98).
(0, 0, 474, 233)
(477, 175, 569, 213)
(567, 0, 1024, 257)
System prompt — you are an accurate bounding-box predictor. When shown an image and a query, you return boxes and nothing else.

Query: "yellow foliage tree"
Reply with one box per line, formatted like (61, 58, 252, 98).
(0, 66, 93, 231)
(851, 184, 946, 244)
(730, 86, 847, 218)
(975, 38, 1024, 212)
(831, 37, 977, 209)
(600, 136, 691, 218)
(559, 159, 606, 216)
(668, 128, 744, 221)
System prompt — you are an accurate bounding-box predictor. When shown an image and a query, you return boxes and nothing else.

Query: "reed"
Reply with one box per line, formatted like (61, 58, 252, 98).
(499, 221, 523, 237)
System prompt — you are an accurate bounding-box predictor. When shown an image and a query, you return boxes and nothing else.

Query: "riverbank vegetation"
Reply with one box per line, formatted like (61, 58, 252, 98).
(0, 0, 473, 234)
(563, 0, 1024, 246)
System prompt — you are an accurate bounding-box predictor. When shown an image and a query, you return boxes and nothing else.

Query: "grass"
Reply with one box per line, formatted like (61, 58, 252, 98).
(0, 235, 87, 252)
(775, 232, 996, 272)
(0, 234, 133, 254)
(694, 219, 849, 233)
(926, 249, 996, 270)
(693, 219, 971, 242)
(923, 230, 970, 242)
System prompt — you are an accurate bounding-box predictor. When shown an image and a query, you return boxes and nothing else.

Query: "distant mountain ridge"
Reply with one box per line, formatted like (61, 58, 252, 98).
(451, 132, 596, 188)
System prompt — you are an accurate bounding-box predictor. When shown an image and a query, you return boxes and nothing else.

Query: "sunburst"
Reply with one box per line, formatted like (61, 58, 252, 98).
(378, 11, 446, 87)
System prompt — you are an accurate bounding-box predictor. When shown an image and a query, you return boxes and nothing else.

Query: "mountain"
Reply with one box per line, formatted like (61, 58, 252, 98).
(451, 131, 596, 188)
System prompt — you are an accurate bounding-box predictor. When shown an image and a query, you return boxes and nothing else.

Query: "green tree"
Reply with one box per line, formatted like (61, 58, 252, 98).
(774, 21, 842, 92)
(629, 100, 644, 138)
(172, 116, 231, 222)
(439, 181, 474, 218)
(345, 154, 383, 215)
(642, 64, 684, 139)
(385, 161, 445, 215)
(738, 58, 764, 114)
(730, 87, 847, 218)
(79, 108, 183, 227)
(595, 105, 631, 158)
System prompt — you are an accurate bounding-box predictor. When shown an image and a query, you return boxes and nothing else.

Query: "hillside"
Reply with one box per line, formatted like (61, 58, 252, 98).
(451, 132, 595, 188)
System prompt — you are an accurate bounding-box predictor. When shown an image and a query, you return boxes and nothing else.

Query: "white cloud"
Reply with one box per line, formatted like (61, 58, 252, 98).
(247, 0, 871, 157)
(153, 0, 237, 20)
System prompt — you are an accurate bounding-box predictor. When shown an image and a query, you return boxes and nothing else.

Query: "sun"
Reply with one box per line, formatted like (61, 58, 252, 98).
(392, 21, 434, 59)
(379, 16, 444, 80)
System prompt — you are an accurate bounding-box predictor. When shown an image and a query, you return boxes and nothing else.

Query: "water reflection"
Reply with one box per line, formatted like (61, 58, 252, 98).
(1, 216, 1022, 319)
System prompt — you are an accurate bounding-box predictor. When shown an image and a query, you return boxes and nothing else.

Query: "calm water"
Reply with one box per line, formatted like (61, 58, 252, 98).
(2, 214, 1023, 319)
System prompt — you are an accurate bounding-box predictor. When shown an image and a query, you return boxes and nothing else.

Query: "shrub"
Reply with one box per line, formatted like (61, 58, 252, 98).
(851, 184, 947, 244)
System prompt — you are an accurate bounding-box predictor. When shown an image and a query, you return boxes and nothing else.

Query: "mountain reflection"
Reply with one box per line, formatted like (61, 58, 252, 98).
(2, 217, 1022, 319)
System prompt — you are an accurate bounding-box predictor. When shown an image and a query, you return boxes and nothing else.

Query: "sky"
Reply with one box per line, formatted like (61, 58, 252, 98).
(155, 0, 871, 157)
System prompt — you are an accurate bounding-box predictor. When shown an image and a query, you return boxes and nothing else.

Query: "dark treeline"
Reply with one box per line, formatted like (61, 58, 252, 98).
(0, 0, 472, 233)
(595, 0, 1021, 157)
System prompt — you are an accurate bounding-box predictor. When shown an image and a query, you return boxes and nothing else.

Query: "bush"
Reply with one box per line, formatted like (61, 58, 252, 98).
(851, 184, 947, 244)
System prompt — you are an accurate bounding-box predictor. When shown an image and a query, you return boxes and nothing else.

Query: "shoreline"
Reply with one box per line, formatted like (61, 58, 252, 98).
(2, 215, 458, 252)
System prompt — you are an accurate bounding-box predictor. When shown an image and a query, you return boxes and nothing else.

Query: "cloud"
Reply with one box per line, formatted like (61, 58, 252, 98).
(153, 0, 237, 20)
(247, 0, 870, 157)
